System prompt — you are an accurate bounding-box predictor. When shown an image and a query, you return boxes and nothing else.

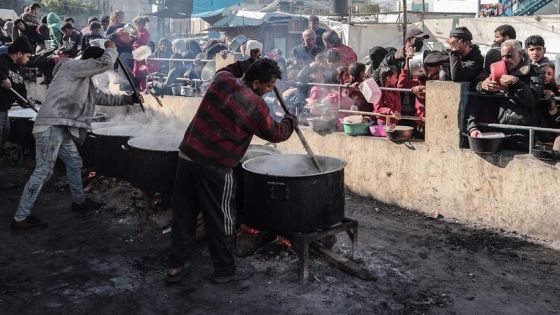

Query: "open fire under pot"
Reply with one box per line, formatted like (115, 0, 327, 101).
(241, 154, 372, 281)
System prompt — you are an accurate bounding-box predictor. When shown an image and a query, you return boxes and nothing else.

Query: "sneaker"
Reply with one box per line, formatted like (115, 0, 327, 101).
(71, 198, 105, 212)
(209, 265, 255, 284)
(10, 216, 48, 231)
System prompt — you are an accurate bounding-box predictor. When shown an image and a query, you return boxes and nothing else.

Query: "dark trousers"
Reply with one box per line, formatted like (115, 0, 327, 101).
(169, 158, 237, 275)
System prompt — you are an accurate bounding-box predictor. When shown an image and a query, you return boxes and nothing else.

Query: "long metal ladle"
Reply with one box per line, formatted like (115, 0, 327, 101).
(273, 86, 322, 172)
(9, 88, 39, 113)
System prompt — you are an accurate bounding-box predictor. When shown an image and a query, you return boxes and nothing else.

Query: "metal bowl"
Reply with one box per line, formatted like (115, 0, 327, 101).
(229, 34, 248, 52)
(468, 132, 506, 154)
(200, 60, 216, 82)
(385, 125, 414, 143)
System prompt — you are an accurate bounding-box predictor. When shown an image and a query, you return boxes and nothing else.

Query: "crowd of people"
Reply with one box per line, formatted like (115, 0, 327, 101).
(2, 5, 560, 147)
(279, 21, 560, 147)
(3, 5, 560, 286)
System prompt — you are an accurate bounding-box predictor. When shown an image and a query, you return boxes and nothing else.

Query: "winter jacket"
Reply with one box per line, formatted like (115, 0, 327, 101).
(397, 68, 427, 125)
(467, 52, 543, 132)
(0, 54, 27, 112)
(179, 70, 296, 168)
(332, 44, 357, 67)
(449, 44, 484, 83)
(59, 30, 82, 58)
(34, 48, 133, 133)
(291, 44, 323, 65)
(374, 89, 402, 124)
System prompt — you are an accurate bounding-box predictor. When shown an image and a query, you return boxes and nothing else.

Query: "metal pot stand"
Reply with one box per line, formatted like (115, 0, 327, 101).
(279, 217, 362, 282)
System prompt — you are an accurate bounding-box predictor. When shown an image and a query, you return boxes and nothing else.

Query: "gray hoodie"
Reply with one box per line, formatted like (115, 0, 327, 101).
(34, 48, 133, 134)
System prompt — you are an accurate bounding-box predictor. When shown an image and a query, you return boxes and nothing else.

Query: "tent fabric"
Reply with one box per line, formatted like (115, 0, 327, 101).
(147, 9, 189, 19)
(193, 0, 240, 15)
(0, 9, 18, 20)
(192, 8, 228, 24)
(211, 10, 295, 29)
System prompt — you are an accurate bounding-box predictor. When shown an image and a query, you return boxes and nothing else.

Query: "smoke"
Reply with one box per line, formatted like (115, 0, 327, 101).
(93, 94, 192, 151)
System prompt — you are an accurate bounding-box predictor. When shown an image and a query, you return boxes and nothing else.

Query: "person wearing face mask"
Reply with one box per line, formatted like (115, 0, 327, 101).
(447, 26, 484, 83)
(219, 39, 263, 78)
(468, 39, 542, 151)
(166, 58, 297, 285)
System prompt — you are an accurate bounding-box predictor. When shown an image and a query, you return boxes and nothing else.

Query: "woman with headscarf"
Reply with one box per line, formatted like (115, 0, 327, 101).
(153, 38, 172, 74)
(46, 12, 63, 48)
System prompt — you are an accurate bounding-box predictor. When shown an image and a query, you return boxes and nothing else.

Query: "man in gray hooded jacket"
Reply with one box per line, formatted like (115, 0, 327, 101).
(11, 40, 142, 230)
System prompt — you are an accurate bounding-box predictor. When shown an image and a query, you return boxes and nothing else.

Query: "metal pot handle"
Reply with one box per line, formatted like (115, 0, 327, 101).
(267, 182, 289, 200)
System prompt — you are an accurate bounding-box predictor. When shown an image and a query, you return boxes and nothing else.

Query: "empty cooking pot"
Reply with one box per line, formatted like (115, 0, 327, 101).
(468, 132, 506, 154)
(385, 125, 414, 143)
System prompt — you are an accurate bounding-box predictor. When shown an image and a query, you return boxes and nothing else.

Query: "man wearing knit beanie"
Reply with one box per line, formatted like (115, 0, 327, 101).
(447, 26, 484, 82)
(0, 37, 33, 190)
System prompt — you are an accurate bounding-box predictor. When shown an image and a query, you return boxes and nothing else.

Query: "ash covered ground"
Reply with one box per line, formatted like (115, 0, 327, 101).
(1, 155, 560, 315)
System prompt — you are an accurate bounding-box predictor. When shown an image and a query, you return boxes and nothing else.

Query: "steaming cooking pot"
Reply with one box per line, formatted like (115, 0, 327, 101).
(7, 107, 38, 149)
(124, 135, 182, 193)
(242, 154, 346, 232)
(79, 122, 141, 169)
(235, 144, 281, 222)
(92, 125, 148, 179)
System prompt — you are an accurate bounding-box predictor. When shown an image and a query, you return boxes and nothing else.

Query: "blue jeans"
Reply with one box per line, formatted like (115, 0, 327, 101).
(15, 126, 85, 220)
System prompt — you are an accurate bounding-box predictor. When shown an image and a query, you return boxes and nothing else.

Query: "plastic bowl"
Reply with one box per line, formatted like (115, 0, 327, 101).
(490, 60, 507, 83)
(343, 122, 370, 136)
(369, 124, 387, 137)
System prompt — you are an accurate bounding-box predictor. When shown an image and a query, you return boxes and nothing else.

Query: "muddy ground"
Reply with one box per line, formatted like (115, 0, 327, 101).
(1, 154, 560, 315)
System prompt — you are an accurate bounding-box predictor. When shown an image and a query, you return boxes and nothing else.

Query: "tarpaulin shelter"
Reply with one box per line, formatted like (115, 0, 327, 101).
(149, 0, 240, 19)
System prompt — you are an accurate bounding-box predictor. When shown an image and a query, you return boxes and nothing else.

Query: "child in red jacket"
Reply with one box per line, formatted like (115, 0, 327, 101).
(374, 66, 401, 126)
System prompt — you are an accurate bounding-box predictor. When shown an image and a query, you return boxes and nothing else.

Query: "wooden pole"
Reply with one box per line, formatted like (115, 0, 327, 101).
(402, 0, 408, 45)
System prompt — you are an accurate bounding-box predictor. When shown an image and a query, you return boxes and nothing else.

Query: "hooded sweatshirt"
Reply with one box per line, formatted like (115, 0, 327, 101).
(33, 48, 133, 138)
(47, 12, 63, 48)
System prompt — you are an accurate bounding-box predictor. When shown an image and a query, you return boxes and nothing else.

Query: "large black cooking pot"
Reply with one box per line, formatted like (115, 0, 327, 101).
(7, 107, 37, 150)
(235, 144, 281, 222)
(242, 154, 346, 233)
(125, 135, 182, 193)
(79, 122, 139, 169)
(92, 125, 147, 180)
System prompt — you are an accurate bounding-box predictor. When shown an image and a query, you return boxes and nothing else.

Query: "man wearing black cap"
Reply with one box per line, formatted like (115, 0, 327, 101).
(0, 37, 33, 190)
(447, 26, 484, 83)
(11, 40, 143, 230)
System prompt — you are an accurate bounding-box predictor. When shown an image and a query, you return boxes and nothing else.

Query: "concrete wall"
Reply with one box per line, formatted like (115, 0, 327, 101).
(142, 88, 560, 245)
